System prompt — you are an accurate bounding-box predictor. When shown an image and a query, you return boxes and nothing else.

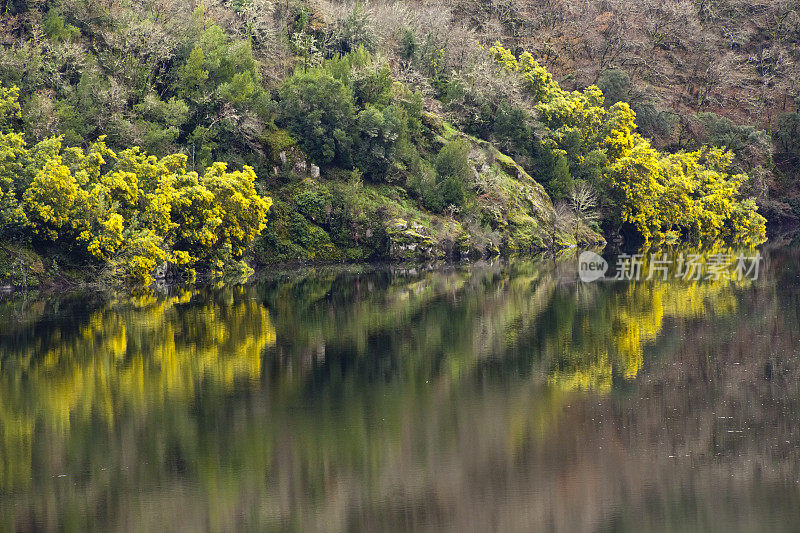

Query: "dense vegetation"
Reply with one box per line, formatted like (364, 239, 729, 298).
(0, 0, 787, 285)
(489, 43, 766, 245)
(0, 85, 271, 284)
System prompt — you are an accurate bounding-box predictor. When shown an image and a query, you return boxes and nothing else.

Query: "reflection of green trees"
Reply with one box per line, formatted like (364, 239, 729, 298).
(0, 251, 774, 529)
(257, 260, 559, 393)
(258, 252, 750, 396)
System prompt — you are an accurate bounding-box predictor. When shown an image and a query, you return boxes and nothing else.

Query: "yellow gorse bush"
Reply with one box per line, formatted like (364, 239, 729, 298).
(491, 43, 766, 246)
(0, 83, 272, 284)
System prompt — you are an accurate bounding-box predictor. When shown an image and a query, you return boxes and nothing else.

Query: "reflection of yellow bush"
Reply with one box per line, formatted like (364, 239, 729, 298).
(613, 284, 664, 379)
(0, 289, 276, 488)
(0, 398, 33, 491)
(552, 270, 744, 391)
(549, 351, 613, 392)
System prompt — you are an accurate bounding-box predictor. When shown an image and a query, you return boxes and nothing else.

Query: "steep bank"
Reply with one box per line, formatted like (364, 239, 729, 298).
(0, 0, 771, 289)
(254, 114, 604, 266)
(0, 132, 604, 291)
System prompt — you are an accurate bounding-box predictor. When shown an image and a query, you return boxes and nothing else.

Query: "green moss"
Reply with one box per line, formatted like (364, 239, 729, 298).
(440, 120, 459, 139)
(421, 111, 444, 133)
(494, 151, 519, 177)
(262, 128, 297, 161)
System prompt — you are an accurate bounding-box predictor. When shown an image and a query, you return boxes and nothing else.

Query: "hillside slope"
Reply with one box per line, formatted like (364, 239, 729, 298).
(256, 113, 603, 266)
(0, 0, 776, 286)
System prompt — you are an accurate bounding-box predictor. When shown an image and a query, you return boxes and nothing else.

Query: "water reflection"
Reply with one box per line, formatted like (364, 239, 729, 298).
(0, 247, 798, 531)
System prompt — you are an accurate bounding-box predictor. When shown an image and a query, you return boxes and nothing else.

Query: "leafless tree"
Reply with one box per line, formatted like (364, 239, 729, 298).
(549, 201, 575, 248)
(569, 183, 598, 240)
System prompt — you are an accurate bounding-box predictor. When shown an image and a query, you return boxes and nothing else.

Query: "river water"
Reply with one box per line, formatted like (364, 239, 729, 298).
(1, 246, 799, 531)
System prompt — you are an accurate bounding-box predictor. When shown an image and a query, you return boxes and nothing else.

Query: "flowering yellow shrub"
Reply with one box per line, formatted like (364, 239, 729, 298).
(0, 83, 272, 284)
(609, 142, 767, 245)
(491, 43, 767, 246)
(22, 158, 84, 240)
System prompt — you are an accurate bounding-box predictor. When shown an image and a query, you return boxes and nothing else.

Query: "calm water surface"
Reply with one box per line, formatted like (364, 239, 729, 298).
(2, 247, 800, 532)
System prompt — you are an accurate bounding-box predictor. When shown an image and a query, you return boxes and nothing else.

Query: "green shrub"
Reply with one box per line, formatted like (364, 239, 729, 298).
(435, 139, 471, 186)
(596, 69, 630, 107)
(293, 185, 332, 224)
(278, 68, 355, 167)
(353, 105, 401, 181)
(42, 9, 79, 42)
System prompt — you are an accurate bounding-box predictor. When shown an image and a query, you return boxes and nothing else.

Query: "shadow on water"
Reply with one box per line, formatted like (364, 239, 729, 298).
(1, 246, 800, 531)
